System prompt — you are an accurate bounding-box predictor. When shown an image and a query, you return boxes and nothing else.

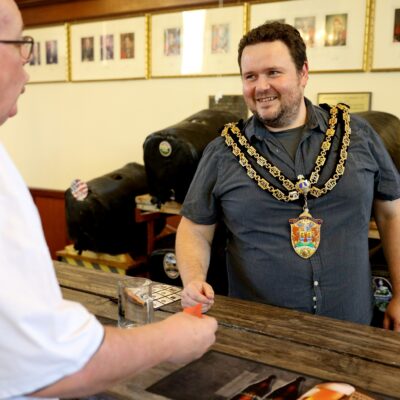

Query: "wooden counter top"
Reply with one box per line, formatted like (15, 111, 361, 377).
(54, 261, 400, 399)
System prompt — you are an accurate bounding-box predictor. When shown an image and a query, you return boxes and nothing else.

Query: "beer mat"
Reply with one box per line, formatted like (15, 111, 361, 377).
(152, 283, 182, 309)
(146, 351, 393, 400)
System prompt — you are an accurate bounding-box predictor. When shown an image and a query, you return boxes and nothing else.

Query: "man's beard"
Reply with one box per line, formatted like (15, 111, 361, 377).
(254, 91, 304, 130)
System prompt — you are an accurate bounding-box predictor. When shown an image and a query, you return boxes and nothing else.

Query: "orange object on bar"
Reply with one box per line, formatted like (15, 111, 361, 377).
(299, 383, 356, 400)
(306, 387, 345, 400)
(183, 303, 203, 318)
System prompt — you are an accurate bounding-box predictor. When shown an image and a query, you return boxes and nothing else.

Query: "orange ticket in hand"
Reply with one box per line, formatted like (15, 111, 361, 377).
(183, 303, 203, 318)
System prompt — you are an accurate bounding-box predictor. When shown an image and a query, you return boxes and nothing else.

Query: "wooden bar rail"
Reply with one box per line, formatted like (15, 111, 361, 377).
(54, 261, 400, 399)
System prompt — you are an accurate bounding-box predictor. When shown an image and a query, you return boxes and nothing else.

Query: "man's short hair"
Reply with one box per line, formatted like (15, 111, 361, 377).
(238, 22, 307, 73)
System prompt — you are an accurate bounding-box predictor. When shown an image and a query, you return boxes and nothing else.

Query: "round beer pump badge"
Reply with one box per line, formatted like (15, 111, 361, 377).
(159, 140, 172, 157)
(163, 252, 179, 279)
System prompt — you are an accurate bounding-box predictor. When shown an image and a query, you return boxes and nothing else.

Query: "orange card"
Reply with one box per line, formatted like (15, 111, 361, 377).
(183, 303, 203, 318)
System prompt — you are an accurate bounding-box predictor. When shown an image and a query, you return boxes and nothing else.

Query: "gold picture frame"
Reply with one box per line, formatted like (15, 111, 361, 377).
(317, 92, 372, 112)
(70, 16, 147, 81)
(249, 0, 370, 72)
(371, 0, 400, 71)
(150, 5, 246, 78)
(24, 24, 69, 83)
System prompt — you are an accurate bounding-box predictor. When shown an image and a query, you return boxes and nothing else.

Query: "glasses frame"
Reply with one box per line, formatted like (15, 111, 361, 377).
(0, 35, 34, 61)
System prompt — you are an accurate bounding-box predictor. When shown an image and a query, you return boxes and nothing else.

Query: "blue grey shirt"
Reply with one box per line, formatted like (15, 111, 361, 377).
(181, 99, 400, 325)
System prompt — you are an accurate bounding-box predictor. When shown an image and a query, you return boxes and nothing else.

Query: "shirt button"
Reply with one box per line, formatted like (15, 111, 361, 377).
(313, 296, 317, 301)
(314, 281, 319, 286)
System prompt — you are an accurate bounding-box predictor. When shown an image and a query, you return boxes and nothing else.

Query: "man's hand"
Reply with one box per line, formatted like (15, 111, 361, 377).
(383, 296, 400, 331)
(181, 280, 215, 313)
(161, 312, 218, 364)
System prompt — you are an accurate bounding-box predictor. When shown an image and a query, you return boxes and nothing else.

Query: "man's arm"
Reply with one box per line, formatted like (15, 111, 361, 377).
(374, 198, 400, 331)
(176, 216, 216, 312)
(31, 312, 217, 398)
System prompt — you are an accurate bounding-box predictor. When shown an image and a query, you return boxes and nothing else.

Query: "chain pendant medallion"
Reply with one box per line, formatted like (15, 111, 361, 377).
(289, 175, 323, 259)
(289, 209, 322, 259)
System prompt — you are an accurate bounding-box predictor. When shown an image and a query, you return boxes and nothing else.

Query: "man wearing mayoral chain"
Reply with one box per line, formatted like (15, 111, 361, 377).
(177, 22, 400, 330)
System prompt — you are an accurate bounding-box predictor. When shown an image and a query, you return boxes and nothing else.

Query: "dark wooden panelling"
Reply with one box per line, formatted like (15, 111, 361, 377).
(16, 0, 77, 8)
(18, 0, 244, 26)
(30, 188, 70, 260)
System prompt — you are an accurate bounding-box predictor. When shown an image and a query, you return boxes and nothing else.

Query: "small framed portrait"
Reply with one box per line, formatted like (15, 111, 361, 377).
(324, 13, 347, 47)
(394, 9, 400, 42)
(70, 16, 147, 81)
(45, 40, 58, 64)
(372, 0, 400, 71)
(24, 24, 68, 83)
(294, 16, 316, 48)
(120, 32, 134, 59)
(100, 34, 114, 60)
(29, 42, 41, 66)
(211, 23, 229, 54)
(164, 28, 181, 56)
(151, 5, 245, 77)
(81, 36, 94, 62)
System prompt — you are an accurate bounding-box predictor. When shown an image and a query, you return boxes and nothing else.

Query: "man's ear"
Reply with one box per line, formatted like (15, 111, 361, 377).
(300, 61, 309, 88)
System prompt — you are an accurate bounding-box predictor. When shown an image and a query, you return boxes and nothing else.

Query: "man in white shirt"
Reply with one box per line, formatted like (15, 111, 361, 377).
(0, 1, 217, 398)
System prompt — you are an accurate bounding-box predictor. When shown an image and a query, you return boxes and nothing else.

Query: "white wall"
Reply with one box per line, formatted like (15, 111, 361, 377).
(1, 70, 400, 190)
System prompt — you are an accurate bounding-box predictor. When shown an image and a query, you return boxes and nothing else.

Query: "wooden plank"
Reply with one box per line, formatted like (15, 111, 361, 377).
(55, 262, 400, 367)
(55, 260, 123, 298)
(61, 287, 117, 321)
(163, 296, 400, 368)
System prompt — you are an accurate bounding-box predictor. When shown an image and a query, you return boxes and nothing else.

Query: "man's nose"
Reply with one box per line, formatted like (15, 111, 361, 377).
(257, 75, 271, 90)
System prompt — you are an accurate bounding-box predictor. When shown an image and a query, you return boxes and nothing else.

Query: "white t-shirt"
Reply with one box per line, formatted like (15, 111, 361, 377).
(0, 143, 104, 399)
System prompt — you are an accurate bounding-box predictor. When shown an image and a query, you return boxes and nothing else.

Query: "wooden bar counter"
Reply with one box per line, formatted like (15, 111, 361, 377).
(54, 261, 400, 399)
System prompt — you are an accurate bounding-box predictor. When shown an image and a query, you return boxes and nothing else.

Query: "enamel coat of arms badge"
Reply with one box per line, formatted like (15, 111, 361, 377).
(289, 210, 323, 259)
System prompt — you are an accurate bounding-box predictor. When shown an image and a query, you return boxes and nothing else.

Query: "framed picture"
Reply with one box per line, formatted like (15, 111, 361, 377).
(317, 92, 372, 112)
(150, 5, 245, 77)
(24, 24, 68, 83)
(371, 0, 400, 71)
(249, 0, 369, 72)
(70, 16, 147, 81)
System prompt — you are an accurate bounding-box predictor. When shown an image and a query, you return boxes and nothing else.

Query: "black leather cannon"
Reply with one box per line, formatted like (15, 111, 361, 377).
(356, 110, 400, 171)
(143, 108, 240, 204)
(65, 163, 164, 256)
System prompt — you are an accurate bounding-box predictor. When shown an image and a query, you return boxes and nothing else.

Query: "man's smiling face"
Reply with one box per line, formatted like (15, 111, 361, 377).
(240, 40, 308, 131)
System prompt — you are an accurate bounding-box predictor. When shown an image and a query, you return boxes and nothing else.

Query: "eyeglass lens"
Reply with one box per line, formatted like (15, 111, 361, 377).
(22, 37, 33, 60)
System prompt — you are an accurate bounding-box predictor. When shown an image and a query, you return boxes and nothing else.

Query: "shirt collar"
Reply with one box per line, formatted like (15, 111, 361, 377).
(245, 97, 328, 142)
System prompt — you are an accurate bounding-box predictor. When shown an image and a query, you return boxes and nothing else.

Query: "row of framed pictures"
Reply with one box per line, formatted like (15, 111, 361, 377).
(24, 0, 400, 83)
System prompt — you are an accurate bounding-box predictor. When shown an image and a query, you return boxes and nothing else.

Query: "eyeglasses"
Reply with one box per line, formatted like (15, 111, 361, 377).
(0, 36, 34, 61)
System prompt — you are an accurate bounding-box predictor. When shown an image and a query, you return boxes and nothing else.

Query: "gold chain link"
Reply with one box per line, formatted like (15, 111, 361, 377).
(221, 104, 351, 202)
